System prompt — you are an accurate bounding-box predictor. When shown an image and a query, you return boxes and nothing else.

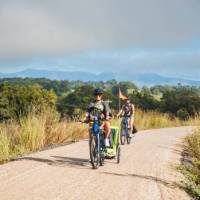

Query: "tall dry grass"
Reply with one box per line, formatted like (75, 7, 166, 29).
(0, 129, 10, 162)
(0, 108, 199, 163)
(178, 129, 200, 199)
(133, 109, 181, 129)
(185, 129, 200, 159)
(17, 115, 46, 153)
(111, 109, 195, 130)
(0, 109, 88, 163)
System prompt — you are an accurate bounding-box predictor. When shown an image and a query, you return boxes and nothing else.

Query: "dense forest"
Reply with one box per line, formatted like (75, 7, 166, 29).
(1, 77, 200, 121)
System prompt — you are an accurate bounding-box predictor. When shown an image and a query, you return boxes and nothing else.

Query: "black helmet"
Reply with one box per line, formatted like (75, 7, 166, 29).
(93, 88, 103, 96)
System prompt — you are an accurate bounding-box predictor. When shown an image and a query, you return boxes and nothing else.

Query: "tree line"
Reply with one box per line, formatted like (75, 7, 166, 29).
(1, 78, 200, 121)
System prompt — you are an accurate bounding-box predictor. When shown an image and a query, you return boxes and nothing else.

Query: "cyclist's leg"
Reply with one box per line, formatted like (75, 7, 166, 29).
(129, 116, 134, 133)
(103, 121, 111, 147)
(103, 121, 110, 138)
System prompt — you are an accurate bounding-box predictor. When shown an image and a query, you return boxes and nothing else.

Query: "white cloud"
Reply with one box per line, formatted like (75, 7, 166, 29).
(0, 0, 200, 60)
(0, 0, 200, 78)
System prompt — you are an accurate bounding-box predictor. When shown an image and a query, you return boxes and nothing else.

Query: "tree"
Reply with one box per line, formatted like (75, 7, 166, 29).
(57, 85, 94, 117)
(111, 81, 138, 96)
(0, 83, 57, 121)
(161, 86, 200, 118)
(129, 90, 160, 111)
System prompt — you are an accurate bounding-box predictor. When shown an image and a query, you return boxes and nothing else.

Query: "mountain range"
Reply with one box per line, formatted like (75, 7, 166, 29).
(0, 69, 200, 86)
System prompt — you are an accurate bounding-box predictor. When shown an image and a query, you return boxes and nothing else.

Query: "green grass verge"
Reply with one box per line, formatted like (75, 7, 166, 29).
(178, 129, 200, 199)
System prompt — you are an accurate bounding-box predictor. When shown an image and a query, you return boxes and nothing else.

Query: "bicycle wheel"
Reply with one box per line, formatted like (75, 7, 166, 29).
(89, 135, 99, 169)
(120, 128, 126, 145)
(99, 134, 105, 166)
(99, 151, 105, 166)
(127, 129, 131, 144)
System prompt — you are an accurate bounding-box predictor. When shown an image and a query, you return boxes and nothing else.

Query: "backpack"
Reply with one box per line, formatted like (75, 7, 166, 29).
(102, 101, 112, 117)
(88, 100, 112, 118)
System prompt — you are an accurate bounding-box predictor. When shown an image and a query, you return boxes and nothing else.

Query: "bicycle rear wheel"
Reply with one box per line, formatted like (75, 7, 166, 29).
(89, 135, 99, 169)
(99, 134, 105, 166)
(120, 129, 126, 145)
(99, 151, 105, 166)
(127, 129, 131, 144)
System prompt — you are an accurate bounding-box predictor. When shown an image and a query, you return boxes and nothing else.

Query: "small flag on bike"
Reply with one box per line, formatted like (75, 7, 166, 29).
(119, 88, 128, 100)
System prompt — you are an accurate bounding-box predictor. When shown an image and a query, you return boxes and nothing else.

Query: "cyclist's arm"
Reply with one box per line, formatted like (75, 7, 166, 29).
(117, 105, 124, 117)
(105, 110, 110, 121)
(103, 102, 111, 121)
(117, 109, 123, 117)
(132, 104, 135, 116)
(83, 102, 93, 122)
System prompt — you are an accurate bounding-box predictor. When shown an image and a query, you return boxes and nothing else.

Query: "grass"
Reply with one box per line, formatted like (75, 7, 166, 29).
(0, 108, 199, 164)
(0, 109, 88, 164)
(0, 130, 10, 162)
(112, 109, 197, 130)
(178, 129, 200, 199)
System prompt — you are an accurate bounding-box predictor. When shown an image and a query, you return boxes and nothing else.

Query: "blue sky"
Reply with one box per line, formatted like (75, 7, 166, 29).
(0, 0, 200, 79)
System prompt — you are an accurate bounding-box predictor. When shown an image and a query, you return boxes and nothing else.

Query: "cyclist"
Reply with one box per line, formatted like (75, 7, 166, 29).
(84, 88, 111, 147)
(117, 98, 136, 135)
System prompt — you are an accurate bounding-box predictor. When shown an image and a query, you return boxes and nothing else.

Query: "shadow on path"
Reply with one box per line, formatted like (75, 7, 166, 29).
(52, 156, 90, 167)
(158, 144, 191, 164)
(158, 143, 186, 154)
(22, 156, 90, 169)
(101, 172, 178, 189)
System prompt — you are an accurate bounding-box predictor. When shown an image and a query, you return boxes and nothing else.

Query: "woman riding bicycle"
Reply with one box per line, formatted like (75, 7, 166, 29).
(84, 88, 112, 147)
(117, 98, 136, 135)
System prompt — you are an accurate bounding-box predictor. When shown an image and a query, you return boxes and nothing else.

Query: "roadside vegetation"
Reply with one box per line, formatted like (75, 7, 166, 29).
(179, 129, 200, 199)
(0, 108, 196, 164)
(0, 78, 200, 164)
(0, 110, 88, 163)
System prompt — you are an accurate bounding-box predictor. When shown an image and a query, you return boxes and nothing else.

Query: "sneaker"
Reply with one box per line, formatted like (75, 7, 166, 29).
(104, 138, 110, 147)
(129, 133, 134, 138)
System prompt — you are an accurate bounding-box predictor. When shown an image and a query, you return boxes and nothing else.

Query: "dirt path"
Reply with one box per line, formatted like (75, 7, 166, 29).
(0, 126, 195, 200)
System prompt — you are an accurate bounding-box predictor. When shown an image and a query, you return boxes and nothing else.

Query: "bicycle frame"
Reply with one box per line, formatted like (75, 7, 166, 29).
(90, 120, 105, 155)
(122, 117, 129, 138)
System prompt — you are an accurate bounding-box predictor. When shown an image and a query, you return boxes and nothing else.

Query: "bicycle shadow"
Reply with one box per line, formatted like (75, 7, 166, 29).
(52, 156, 90, 168)
(22, 154, 118, 169)
(22, 156, 91, 169)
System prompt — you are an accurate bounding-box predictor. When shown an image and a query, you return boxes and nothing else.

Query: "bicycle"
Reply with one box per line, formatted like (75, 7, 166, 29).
(89, 116, 105, 169)
(120, 116, 131, 145)
(82, 117, 121, 169)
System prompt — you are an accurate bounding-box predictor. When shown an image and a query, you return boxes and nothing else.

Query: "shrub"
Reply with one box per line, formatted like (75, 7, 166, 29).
(0, 130, 10, 162)
(0, 83, 57, 121)
(177, 109, 190, 120)
(179, 129, 200, 199)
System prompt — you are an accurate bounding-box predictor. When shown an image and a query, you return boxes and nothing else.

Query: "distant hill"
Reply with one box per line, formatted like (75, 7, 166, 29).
(129, 73, 200, 86)
(0, 69, 200, 86)
(0, 69, 115, 81)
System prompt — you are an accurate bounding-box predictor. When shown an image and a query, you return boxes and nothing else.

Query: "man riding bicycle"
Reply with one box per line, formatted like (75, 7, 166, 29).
(84, 88, 112, 147)
(117, 98, 136, 135)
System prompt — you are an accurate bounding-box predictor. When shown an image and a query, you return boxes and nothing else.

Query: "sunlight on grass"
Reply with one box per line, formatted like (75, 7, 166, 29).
(0, 109, 199, 163)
